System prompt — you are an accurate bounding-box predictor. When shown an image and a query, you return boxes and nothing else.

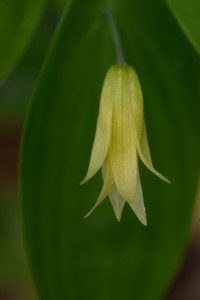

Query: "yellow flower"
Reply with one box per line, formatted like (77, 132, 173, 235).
(81, 64, 170, 225)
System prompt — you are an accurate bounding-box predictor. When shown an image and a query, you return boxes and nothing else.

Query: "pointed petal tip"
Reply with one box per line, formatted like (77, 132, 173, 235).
(159, 174, 171, 184)
(142, 160, 171, 184)
(135, 132, 171, 185)
(142, 217, 147, 226)
(80, 177, 87, 185)
(164, 178, 171, 184)
(115, 214, 122, 222)
(80, 172, 93, 185)
(83, 204, 98, 218)
(129, 202, 147, 226)
(113, 205, 124, 222)
(136, 211, 147, 226)
(140, 156, 171, 184)
(128, 206, 147, 225)
(83, 212, 90, 219)
(83, 204, 98, 219)
(108, 186, 126, 223)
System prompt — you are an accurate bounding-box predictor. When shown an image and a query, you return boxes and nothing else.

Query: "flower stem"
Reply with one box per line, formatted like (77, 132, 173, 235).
(103, 5, 126, 65)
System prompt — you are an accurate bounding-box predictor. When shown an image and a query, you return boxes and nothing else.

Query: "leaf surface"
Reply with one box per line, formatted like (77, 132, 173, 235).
(0, 0, 46, 82)
(20, 0, 200, 299)
(166, 0, 200, 55)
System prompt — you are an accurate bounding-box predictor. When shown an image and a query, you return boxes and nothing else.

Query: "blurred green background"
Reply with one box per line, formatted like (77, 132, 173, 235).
(1, 0, 200, 299)
(0, 1, 63, 298)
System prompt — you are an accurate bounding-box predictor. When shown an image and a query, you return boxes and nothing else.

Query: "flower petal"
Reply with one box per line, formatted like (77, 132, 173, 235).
(135, 131, 170, 183)
(84, 156, 113, 218)
(108, 186, 126, 222)
(128, 66, 144, 138)
(128, 68, 170, 184)
(81, 68, 116, 184)
(140, 122, 152, 165)
(128, 171, 147, 226)
(110, 66, 138, 203)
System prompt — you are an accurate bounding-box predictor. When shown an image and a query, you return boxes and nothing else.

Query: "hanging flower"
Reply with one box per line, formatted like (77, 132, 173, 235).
(81, 64, 170, 225)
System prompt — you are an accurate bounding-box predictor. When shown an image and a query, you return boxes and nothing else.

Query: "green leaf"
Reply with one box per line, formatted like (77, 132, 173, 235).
(166, 0, 200, 55)
(20, 0, 200, 299)
(53, 0, 71, 13)
(0, 0, 46, 82)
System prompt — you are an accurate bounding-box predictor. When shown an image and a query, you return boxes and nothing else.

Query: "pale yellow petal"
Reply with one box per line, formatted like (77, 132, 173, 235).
(135, 132, 170, 183)
(110, 66, 138, 202)
(128, 67, 170, 184)
(127, 66, 145, 151)
(81, 68, 116, 184)
(84, 157, 114, 218)
(140, 122, 152, 165)
(128, 171, 147, 226)
(128, 67, 152, 164)
(108, 186, 126, 222)
(138, 123, 170, 184)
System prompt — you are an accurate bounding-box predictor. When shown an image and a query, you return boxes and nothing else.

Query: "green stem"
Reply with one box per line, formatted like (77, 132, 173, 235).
(103, 5, 126, 65)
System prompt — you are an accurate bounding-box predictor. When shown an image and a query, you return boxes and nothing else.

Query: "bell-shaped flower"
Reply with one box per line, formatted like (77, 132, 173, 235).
(81, 64, 170, 225)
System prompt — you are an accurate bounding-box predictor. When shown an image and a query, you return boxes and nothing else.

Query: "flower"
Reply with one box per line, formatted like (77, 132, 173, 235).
(81, 64, 170, 225)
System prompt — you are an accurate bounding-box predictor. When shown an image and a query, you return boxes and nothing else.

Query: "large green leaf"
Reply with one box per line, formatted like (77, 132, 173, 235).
(166, 0, 200, 55)
(20, 0, 200, 299)
(0, 0, 46, 82)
